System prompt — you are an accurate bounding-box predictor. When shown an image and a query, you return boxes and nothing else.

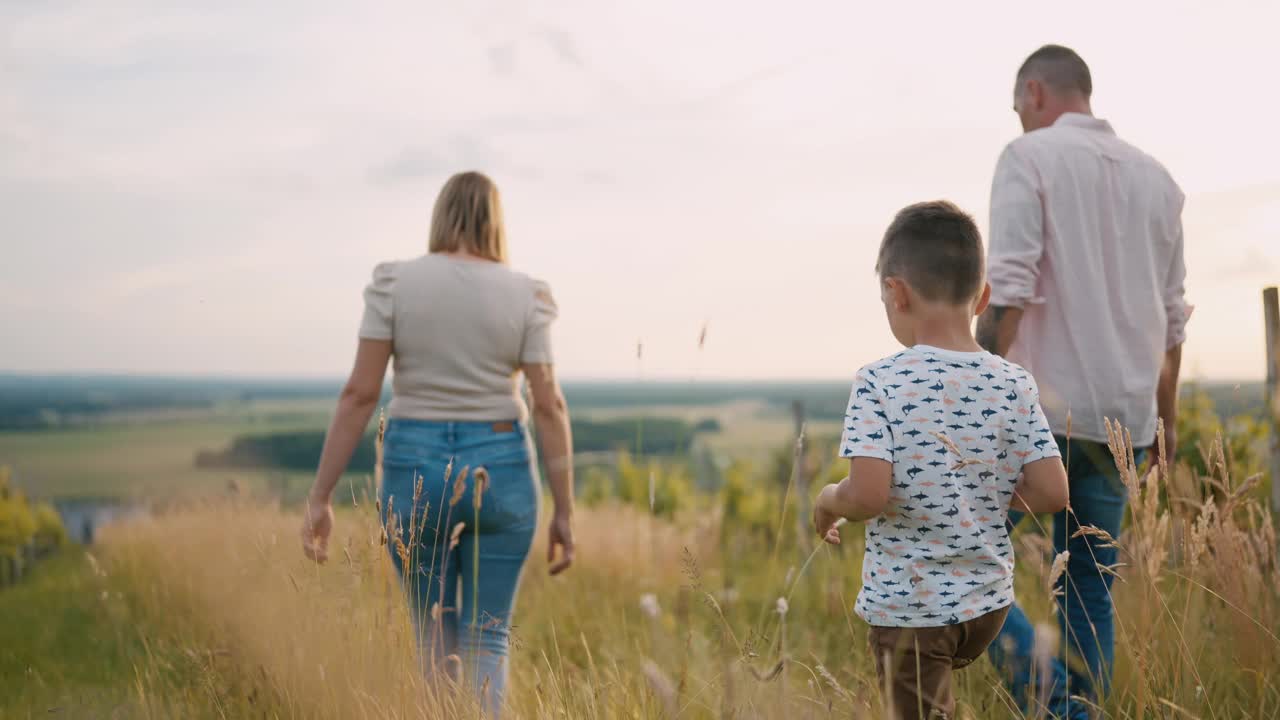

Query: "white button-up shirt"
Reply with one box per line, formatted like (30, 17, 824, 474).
(987, 113, 1189, 446)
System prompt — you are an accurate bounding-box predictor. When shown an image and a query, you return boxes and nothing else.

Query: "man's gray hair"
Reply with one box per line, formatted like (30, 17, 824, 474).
(1016, 45, 1092, 99)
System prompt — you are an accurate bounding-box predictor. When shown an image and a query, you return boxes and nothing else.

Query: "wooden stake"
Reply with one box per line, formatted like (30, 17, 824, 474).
(1263, 286, 1280, 512)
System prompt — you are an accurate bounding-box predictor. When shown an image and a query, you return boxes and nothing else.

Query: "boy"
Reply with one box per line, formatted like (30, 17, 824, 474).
(814, 201, 1069, 720)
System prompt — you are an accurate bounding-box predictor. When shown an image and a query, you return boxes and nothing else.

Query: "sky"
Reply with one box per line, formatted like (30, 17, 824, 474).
(3, 1, 1278, 381)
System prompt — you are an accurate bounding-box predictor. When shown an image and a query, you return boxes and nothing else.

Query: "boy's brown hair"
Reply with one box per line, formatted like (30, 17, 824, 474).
(876, 201, 985, 304)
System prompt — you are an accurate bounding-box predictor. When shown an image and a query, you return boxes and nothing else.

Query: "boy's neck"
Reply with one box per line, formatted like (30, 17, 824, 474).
(910, 309, 983, 353)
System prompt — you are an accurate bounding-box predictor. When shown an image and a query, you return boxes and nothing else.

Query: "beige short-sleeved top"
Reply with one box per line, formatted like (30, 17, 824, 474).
(358, 254, 557, 422)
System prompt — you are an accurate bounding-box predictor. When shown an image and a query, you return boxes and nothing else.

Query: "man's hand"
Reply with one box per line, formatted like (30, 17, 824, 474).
(1160, 420, 1178, 465)
(1156, 343, 1182, 465)
(300, 495, 335, 563)
(976, 305, 1023, 357)
(813, 484, 844, 545)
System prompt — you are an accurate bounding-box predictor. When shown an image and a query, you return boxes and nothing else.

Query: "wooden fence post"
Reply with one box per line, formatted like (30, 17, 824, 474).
(1264, 286, 1280, 512)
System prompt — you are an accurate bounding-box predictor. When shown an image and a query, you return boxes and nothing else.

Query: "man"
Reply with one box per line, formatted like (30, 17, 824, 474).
(977, 45, 1189, 719)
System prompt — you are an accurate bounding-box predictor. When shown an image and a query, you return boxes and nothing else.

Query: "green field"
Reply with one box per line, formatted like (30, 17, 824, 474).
(0, 381, 830, 502)
(1, 377, 1266, 503)
(0, 401, 336, 501)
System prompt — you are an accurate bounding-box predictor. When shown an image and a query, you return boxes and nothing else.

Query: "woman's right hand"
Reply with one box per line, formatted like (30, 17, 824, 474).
(301, 495, 335, 563)
(546, 512, 575, 575)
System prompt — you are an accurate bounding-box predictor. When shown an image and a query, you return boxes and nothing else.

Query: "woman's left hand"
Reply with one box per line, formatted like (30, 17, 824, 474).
(301, 496, 335, 563)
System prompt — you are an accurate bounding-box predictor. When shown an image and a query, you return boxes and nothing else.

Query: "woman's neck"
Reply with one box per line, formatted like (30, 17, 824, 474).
(438, 250, 491, 263)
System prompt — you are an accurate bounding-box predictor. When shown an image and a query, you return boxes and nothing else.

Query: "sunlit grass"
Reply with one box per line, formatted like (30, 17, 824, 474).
(4, 413, 1279, 718)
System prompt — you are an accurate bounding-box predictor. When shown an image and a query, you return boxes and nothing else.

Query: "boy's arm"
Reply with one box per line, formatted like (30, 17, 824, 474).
(815, 457, 892, 540)
(1011, 457, 1068, 514)
(825, 368, 895, 542)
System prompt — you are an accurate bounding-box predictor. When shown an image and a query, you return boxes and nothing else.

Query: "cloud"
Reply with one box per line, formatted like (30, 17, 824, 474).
(484, 26, 581, 78)
(540, 26, 583, 67)
(1216, 246, 1278, 280)
(488, 42, 517, 76)
(368, 148, 450, 185)
(368, 136, 499, 187)
(5, 0, 1278, 380)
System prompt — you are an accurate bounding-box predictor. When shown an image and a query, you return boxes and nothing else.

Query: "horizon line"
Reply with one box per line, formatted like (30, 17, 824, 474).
(0, 369, 1263, 386)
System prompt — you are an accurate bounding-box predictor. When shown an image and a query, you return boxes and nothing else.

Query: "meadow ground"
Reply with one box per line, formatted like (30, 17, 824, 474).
(4, 421, 1279, 719)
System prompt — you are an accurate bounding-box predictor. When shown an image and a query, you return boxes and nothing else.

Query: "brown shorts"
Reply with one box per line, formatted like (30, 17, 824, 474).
(868, 605, 1011, 720)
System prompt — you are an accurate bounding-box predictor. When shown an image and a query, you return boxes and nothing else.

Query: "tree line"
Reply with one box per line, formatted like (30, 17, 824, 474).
(0, 467, 68, 586)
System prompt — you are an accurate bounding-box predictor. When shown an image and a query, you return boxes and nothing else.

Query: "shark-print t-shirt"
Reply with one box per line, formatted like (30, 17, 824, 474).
(839, 345, 1060, 628)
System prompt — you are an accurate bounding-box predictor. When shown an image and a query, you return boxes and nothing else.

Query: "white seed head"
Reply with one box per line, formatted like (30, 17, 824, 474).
(639, 593, 661, 619)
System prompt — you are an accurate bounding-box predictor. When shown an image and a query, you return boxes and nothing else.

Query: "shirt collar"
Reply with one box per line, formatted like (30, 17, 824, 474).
(1053, 112, 1115, 135)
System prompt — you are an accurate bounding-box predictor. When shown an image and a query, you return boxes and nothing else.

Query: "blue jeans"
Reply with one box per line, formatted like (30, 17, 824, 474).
(988, 436, 1144, 720)
(380, 418, 539, 717)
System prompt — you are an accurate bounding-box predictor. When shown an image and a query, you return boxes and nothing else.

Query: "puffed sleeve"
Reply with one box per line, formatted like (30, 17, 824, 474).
(519, 278, 558, 364)
(357, 262, 398, 340)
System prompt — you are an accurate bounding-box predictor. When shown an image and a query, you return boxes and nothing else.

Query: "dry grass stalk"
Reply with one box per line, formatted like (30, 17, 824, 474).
(1071, 525, 1119, 548)
(1047, 550, 1070, 603)
(641, 658, 678, 718)
(473, 467, 490, 509)
(72, 413, 1280, 720)
(449, 465, 470, 508)
(929, 431, 964, 458)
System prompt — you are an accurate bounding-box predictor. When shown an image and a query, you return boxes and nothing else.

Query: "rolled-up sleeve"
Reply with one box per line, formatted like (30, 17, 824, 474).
(519, 279, 558, 364)
(1163, 193, 1190, 349)
(358, 262, 397, 340)
(987, 143, 1045, 308)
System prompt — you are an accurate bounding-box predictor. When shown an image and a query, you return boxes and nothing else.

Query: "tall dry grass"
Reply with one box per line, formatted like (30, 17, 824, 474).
(92, 423, 1280, 719)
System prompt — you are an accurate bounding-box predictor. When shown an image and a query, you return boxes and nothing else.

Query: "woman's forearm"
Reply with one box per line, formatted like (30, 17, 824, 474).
(533, 404, 574, 517)
(310, 392, 379, 504)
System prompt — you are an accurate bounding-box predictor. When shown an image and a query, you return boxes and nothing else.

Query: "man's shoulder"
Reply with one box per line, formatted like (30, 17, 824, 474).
(1009, 125, 1176, 174)
(1002, 124, 1088, 158)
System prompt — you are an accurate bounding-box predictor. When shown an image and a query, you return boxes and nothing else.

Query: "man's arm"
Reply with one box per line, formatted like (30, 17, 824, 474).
(976, 305, 1024, 357)
(1156, 343, 1182, 462)
(1158, 192, 1189, 463)
(983, 143, 1043, 356)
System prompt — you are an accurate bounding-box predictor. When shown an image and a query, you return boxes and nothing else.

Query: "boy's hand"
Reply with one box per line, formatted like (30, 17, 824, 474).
(813, 484, 844, 545)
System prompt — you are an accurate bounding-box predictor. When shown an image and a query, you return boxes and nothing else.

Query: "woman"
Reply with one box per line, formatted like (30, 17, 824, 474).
(300, 171, 576, 716)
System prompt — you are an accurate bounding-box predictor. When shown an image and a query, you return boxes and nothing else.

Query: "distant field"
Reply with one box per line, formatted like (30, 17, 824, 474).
(0, 403, 339, 501)
(0, 400, 810, 501)
(0, 374, 1265, 502)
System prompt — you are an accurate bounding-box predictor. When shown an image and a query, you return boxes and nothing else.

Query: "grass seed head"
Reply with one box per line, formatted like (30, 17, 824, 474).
(449, 466, 470, 507)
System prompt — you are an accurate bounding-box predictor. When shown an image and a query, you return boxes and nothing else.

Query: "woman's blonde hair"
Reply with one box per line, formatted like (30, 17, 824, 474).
(428, 171, 508, 263)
